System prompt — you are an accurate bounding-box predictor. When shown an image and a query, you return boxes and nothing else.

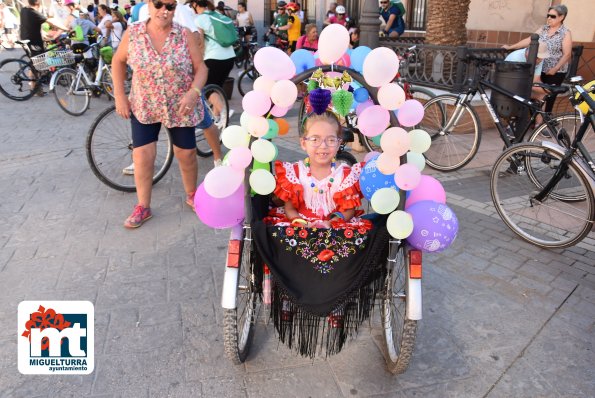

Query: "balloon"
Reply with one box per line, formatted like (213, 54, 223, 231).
(251, 139, 277, 163)
(394, 163, 421, 191)
(358, 105, 390, 137)
(249, 168, 276, 195)
(406, 201, 459, 253)
(270, 80, 298, 108)
(253, 76, 276, 95)
(242, 90, 272, 117)
(371, 134, 383, 147)
(364, 151, 381, 163)
(386, 210, 414, 239)
(318, 24, 350, 64)
(254, 46, 296, 80)
(378, 83, 406, 110)
(408, 129, 432, 153)
(240, 111, 253, 129)
(380, 127, 410, 156)
(228, 147, 253, 170)
(290, 49, 316, 73)
(252, 159, 270, 171)
(356, 99, 373, 116)
(397, 100, 425, 127)
(359, 157, 398, 200)
(263, 119, 279, 139)
(221, 125, 250, 149)
(376, 153, 400, 175)
(370, 187, 400, 214)
(204, 165, 244, 198)
(270, 105, 289, 117)
(336, 52, 351, 67)
(354, 87, 369, 103)
(405, 175, 446, 209)
(195, 183, 245, 229)
(276, 118, 290, 135)
(350, 46, 371, 73)
(406, 151, 426, 172)
(247, 116, 269, 137)
(363, 47, 400, 87)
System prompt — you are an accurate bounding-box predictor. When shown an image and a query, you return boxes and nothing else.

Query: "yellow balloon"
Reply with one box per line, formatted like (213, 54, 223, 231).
(387, 210, 414, 239)
(249, 169, 276, 195)
(251, 139, 277, 163)
(221, 125, 250, 149)
(406, 151, 426, 171)
(370, 188, 400, 214)
(408, 129, 431, 153)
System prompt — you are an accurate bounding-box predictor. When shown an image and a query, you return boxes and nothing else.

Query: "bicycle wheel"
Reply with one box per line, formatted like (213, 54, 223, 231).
(86, 105, 174, 192)
(101, 64, 132, 99)
(336, 150, 357, 166)
(409, 85, 435, 105)
(53, 68, 91, 116)
(529, 113, 595, 162)
(0, 58, 38, 101)
(223, 226, 257, 364)
(421, 94, 482, 171)
(237, 67, 258, 97)
(490, 143, 595, 248)
(196, 85, 228, 157)
(382, 242, 417, 374)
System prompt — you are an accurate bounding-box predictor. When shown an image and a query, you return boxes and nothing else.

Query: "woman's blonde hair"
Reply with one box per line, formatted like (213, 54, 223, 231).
(303, 111, 341, 138)
(305, 23, 317, 34)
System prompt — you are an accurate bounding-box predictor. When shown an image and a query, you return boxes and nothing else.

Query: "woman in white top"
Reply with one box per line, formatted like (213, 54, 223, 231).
(235, 2, 254, 43)
(106, 9, 126, 49)
(96, 4, 112, 41)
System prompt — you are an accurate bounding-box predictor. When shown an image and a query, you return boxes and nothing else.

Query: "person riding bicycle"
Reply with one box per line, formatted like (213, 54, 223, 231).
(267, 1, 288, 47)
(20, 0, 69, 57)
(285, 2, 301, 54)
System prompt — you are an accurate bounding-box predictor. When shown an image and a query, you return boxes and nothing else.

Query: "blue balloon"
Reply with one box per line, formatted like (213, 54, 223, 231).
(359, 157, 398, 200)
(290, 49, 316, 73)
(354, 87, 369, 103)
(350, 46, 372, 73)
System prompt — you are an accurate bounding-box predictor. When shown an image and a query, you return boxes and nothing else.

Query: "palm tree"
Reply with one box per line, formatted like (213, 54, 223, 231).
(425, 0, 472, 45)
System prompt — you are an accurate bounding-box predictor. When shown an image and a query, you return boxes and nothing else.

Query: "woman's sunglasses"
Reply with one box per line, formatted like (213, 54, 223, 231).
(152, 0, 177, 11)
(546, 14, 558, 19)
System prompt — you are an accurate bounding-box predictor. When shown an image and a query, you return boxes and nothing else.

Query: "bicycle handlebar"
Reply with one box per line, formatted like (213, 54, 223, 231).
(575, 85, 595, 114)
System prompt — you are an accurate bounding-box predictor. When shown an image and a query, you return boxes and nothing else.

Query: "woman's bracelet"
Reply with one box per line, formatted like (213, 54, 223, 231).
(330, 211, 345, 221)
(192, 86, 202, 97)
(290, 217, 308, 226)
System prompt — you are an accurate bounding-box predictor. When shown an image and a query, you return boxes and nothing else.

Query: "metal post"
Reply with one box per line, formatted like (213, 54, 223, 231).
(359, 0, 380, 48)
(526, 33, 539, 77)
(453, 46, 468, 93)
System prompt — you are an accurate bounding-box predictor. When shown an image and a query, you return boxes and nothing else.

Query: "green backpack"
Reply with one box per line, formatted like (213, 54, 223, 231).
(204, 10, 239, 47)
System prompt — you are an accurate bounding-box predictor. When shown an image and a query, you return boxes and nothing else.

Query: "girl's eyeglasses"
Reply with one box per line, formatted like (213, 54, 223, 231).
(303, 136, 341, 147)
(152, 0, 177, 11)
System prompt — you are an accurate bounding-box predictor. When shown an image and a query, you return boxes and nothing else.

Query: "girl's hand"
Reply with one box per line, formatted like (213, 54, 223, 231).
(308, 220, 331, 229)
(178, 90, 198, 116)
(546, 69, 558, 76)
(115, 94, 130, 119)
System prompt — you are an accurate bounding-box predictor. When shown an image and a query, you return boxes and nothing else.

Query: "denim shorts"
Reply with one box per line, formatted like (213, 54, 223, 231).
(130, 113, 196, 150)
(196, 95, 213, 129)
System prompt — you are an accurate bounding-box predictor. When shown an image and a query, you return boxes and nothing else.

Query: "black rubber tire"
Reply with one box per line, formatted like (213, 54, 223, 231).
(86, 105, 174, 192)
(237, 66, 259, 97)
(53, 68, 91, 116)
(529, 113, 594, 162)
(196, 84, 229, 157)
(101, 64, 132, 100)
(0, 58, 38, 101)
(382, 243, 417, 374)
(336, 151, 357, 166)
(421, 94, 482, 171)
(490, 143, 595, 248)
(223, 227, 257, 364)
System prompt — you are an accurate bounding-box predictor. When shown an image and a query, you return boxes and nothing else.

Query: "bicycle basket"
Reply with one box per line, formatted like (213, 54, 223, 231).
(99, 46, 113, 64)
(31, 50, 75, 71)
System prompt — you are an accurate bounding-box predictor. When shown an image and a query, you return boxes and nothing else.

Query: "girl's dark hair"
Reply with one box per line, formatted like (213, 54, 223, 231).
(238, 2, 246, 8)
(98, 4, 110, 13)
(87, 4, 94, 12)
(195, 0, 215, 10)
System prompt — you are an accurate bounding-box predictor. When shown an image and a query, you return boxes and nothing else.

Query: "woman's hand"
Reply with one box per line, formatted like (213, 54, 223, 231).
(545, 68, 558, 76)
(502, 44, 511, 50)
(308, 220, 331, 229)
(115, 94, 130, 119)
(178, 89, 199, 116)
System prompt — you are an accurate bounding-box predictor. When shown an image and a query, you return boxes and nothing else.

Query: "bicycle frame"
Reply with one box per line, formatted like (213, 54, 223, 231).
(49, 52, 107, 95)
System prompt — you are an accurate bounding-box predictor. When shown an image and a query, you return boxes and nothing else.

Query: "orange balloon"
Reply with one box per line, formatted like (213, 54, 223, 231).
(276, 118, 290, 136)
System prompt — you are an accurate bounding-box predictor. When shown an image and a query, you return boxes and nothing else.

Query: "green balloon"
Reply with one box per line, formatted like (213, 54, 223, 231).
(263, 119, 279, 139)
(251, 159, 270, 172)
(372, 133, 383, 146)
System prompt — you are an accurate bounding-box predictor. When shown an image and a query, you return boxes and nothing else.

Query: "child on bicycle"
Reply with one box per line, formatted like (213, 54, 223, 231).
(265, 111, 371, 232)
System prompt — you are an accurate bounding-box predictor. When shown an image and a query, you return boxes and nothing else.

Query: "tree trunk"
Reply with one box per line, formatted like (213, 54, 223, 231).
(425, 0, 472, 46)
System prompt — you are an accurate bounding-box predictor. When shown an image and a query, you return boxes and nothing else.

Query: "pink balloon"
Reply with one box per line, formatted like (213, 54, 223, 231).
(363, 47, 400, 87)
(270, 80, 298, 108)
(336, 53, 351, 67)
(397, 100, 425, 127)
(242, 90, 271, 117)
(358, 105, 390, 137)
(356, 99, 374, 116)
(380, 127, 411, 156)
(394, 163, 421, 191)
(364, 151, 381, 163)
(195, 183, 245, 229)
(378, 83, 406, 110)
(376, 153, 400, 175)
(254, 47, 296, 80)
(270, 105, 289, 117)
(405, 175, 446, 210)
(228, 147, 253, 170)
(248, 116, 269, 137)
(203, 165, 244, 198)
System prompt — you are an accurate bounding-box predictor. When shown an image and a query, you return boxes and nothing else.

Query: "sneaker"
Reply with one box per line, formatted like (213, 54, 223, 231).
(122, 163, 135, 175)
(124, 204, 152, 228)
(185, 192, 196, 211)
(213, 159, 223, 167)
(228, 109, 235, 119)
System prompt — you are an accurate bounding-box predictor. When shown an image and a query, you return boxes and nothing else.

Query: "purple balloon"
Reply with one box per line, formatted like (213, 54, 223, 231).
(406, 200, 458, 253)
(194, 183, 245, 229)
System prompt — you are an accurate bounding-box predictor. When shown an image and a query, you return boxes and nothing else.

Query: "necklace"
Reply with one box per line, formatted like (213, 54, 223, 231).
(304, 157, 336, 194)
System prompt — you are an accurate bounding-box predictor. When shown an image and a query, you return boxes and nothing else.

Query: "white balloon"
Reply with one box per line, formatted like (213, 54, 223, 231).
(221, 125, 250, 149)
(247, 116, 269, 137)
(387, 210, 414, 239)
(378, 83, 406, 110)
(318, 24, 350, 64)
(249, 169, 276, 195)
(240, 111, 253, 129)
(370, 188, 400, 214)
(363, 47, 400, 87)
(270, 80, 298, 108)
(406, 151, 426, 171)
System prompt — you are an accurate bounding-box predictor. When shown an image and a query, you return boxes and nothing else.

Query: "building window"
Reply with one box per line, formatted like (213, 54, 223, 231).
(406, 0, 427, 31)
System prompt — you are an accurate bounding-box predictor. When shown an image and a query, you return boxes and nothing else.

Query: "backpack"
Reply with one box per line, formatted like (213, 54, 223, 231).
(204, 10, 239, 47)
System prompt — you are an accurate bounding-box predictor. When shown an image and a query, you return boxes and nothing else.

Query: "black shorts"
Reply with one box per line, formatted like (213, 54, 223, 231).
(205, 58, 235, 88)
(130, 113, 196, 149)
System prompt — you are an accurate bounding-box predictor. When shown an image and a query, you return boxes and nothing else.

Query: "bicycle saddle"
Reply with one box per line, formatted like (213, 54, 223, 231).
(16, 39, 30, 45)
(535, 83, 568, 95)
(71, 43, 91, 54)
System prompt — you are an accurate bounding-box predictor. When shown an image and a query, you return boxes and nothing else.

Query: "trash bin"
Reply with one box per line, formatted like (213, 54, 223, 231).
(223, 77, 234, 100)
(490, 61, 532, 119)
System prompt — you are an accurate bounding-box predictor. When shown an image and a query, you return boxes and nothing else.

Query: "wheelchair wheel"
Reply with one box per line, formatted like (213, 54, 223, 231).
(223, 226, 258, 364)
(382, 242, 417, 374)
(86, 105, 174, 192)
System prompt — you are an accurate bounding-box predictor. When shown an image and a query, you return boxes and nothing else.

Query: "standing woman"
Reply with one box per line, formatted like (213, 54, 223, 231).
(106, 9, 126, 50)
(96, 4, 112, 42)
(112, 0, 208, 228)
(235, 2, 254, 43)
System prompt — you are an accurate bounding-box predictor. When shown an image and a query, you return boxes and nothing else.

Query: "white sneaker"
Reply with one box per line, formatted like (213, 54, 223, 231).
(122, 163, 135, 175)
(213, 159, 223, 167)
(228, 109, 235, 119)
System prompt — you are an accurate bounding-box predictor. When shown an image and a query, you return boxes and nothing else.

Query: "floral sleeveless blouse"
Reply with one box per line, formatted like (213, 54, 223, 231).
(539, 24, 570, 74)
(127, 21, 200, 128)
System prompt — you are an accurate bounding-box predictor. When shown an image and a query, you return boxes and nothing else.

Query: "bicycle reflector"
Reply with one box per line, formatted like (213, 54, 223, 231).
(409, 250, 422, 279)
(226, 240, 241, 268)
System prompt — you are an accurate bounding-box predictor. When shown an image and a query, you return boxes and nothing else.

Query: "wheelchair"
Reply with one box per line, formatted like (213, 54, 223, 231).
(219, 65, 423, 374)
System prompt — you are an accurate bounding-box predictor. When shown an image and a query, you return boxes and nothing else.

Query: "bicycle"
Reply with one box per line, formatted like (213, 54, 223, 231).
(489, 83, 595, 248)
(0, 37, 71, 101)
(50, 41, 131, 116)
(86, 84, 229, 192)
(419, 55, 585, 171)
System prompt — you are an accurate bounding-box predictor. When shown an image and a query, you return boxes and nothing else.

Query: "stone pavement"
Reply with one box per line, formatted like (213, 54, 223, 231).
(0, 53, 594, 397)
